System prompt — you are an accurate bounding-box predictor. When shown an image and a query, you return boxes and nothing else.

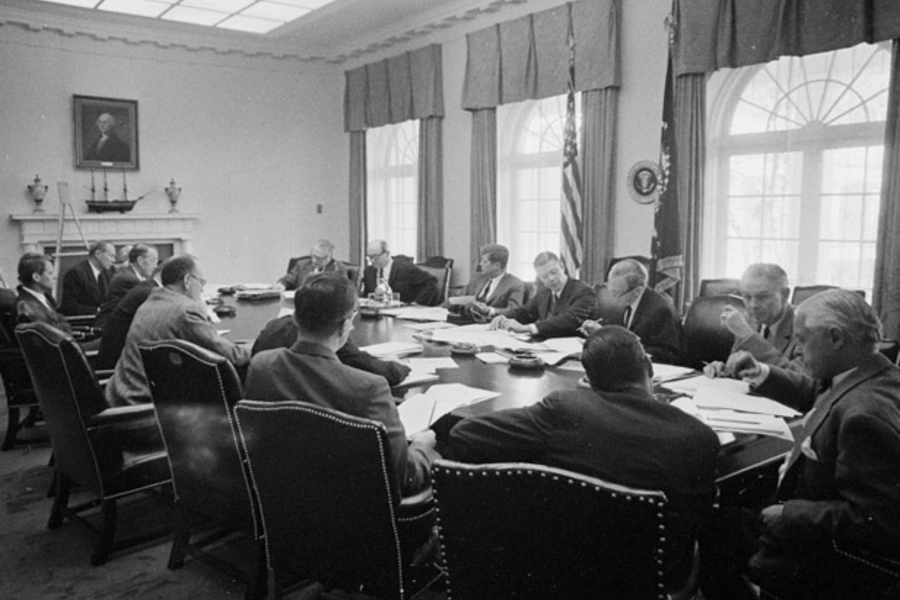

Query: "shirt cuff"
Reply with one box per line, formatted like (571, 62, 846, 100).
(528, 324, 539, 335)
(745, 363, 770, 387)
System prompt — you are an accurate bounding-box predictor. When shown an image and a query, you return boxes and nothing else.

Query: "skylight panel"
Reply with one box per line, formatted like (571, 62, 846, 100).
(97, 0, 172, 19)
(161, 5, 227, 26)
(39, 0, 101, 8)
(217, 14, 282, 34)
(181, 0, 253, 12)
(241, 2, 309, 22)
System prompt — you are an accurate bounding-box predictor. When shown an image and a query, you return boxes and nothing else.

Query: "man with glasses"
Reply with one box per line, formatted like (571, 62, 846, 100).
(246, 272, 438, 496)
(703, 263, 801, 377)
(93, 243, 158, 330)
(581, 258, 682, 364)
(60, 240, 115, 316)
(106, 255, 250, 406)
(489, 251, 594, 338)
(275, 238, 348, 291)
(361, 239, 440, 306)
(456, 244, 525, 319)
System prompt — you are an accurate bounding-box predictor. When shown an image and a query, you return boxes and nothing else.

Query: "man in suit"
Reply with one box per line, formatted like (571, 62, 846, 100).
(15, 252, 72, 335)
(455, 244, 525, 320)
(704, 263, 802, 377)
(702, 289, 900, 600)
(245, 272, 438, 496)
(275, 238, 348, 291)
(93, 244, 158, 330)
(95, 277, 159, 369)
(581, 258, 682, 364)
(85, 113, 130, 163)
(106, 255, 250, 406)
(444, 326, 720, 591)
(60, 240, 115, 316)
(488, 251, 594, 338)
(361, 239, 440, 306)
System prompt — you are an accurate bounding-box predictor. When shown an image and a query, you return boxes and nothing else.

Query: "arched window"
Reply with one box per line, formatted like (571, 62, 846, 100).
(705, 43, 890, 297)
(497, 95, 580, 279)
(367, 121, 418, 257)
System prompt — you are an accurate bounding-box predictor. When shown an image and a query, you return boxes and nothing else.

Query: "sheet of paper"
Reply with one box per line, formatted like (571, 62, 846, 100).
(556, 361, 586, 372)
(702, 411, 793, 441)
(282, 290, 295, 300)
(426, 383, 501, 405)
(397, 393, 435, 435)
(693, 388, 801, 418)
(391, 306, 450, 321)
(405, 357, 459, 373)
(539, 337, 583, 355)
(663, 375, 750, 396)
(476, 352, 509, 364)
(359, 341, 423, 358)
(651, 363, 695, 382)
(431, 325, 537, 351)
(393, 371, 440, 388)
(397, 383, 501, 436)
(448, 295, 475, 306)
(540, 352, 577, 366)
(277, 306, 293, 318)
(403, 321, 458, 331)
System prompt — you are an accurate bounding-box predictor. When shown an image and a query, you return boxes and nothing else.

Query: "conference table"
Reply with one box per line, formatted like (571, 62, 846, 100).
(215, 293, 794, 497)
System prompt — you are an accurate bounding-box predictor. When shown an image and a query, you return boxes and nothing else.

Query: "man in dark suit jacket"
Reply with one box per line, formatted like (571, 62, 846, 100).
(93, 244, 158, 330)
(489, 251, 594, 338)
(85, 113, 130, 163)
(60, 240, 115, 316)
(276, 238, 349, 291)
(361, 239, 440, 306)
(702, 289, 900, 600)
(445, 326, 720, 591)
(15, 253, 72, 335)
(582, 258, 682, 364)
(95, 278, 159, 369)
(456, 244, 525, 319)
(245, 273, 438, 496)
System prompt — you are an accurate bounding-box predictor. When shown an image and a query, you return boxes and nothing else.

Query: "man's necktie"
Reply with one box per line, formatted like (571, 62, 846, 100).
(477, 281, 492, 301)
(378, 268, 384, 281)
(761, 325, 771, 341)
(98, 273, 108, 297)
(623, 306, 632, 329)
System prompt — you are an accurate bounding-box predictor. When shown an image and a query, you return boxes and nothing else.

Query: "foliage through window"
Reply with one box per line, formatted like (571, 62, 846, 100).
(367, 121, 418, 258)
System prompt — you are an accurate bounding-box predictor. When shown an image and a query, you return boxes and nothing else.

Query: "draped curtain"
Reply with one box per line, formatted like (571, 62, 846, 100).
(348, 131, 366, 268)
(462, 0, 621, 282)
(344, 44, 444, 259)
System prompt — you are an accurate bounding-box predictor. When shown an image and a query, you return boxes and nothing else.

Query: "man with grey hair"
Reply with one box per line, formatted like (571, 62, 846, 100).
(94, 243, 158, 329)
(489, 251, 594, 338)
(361, 239, 440, 306)
(85, 113, 130, 162)
(60, 240, 115, 316)
(704, 263, 800, 377)
(700, 289, 900, 599)
(276, 238, 348, 291)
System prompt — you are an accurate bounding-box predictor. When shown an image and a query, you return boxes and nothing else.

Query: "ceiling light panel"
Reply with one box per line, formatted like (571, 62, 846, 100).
(39, 0, 102, 8)
(268, 0, 335, 8)
(97, 0, 172, 18)
(240, 2, 309, 21)
(161, 6, 227, 26)
(217, 14, 282, 34)
(180, 0, 254, 12)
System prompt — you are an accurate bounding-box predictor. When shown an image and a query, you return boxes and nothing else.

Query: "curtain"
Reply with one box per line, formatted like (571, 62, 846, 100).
(873, 40, 900, 342)
(348, 131, 366, 268)
(469, 110, 497, 266)
(418, 117, 444, 259)
(580, 88, 617, 287)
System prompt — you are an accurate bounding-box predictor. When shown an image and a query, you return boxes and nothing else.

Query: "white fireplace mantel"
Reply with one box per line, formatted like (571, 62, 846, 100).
(9, 212, 199, 254)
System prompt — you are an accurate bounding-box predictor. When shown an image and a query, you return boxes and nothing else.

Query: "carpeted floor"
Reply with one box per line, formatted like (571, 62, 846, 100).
(0, 400, 444, 600)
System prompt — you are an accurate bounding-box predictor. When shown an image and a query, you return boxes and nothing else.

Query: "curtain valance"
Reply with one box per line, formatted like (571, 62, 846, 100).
(344, 44, 444, 132)
(672, 0, 900, 77)
(462, 0, 621, 110)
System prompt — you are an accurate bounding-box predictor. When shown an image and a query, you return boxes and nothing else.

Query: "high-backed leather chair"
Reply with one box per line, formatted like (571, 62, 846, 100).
(415, 256, 454, 304)
(790, 285, 865, 306)
(431, 460, 697, 600)
(139, 340, 265, 600)
(1, 288, 43, 450)
(607, 255, 653, 277)
(698, 278, 741, 297)
(234, 400, 439, 600)
(15, 322, 171, 565)
(682, 295, 746, 369)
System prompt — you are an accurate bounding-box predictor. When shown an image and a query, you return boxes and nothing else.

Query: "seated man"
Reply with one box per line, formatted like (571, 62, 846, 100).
(94, 243, 158, 330)
(275, 238, 348, 291)
(444, 326, 720, 590)
(454, 243, 524, 320)
(489, 251, 594, 338)
(362, 239, 440, 306)
(581, 258, 682, 364)
(245, 272, 438, 496)
(251, 313, 411, 386)
(113, 244, 133, 271)
(94, 276, 159, 370)
(701, 289, 900, 600)
(15, 252, 73, 335)
(60, 240, 115, 316)
(106, 255, 250, 406)
(704, 263, 802, 377)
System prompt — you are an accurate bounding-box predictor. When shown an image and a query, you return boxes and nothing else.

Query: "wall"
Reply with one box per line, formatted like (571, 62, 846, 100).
(0, 22, 345, 286)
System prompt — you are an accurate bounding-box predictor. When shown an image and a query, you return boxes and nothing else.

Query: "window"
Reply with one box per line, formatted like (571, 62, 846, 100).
(497, 95, 580, 279)
(367, 121, 418, 258)
(706, 43, 890, 297)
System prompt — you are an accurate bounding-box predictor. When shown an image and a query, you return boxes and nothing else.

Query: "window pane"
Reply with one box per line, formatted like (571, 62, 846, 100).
(366, 121, 418, 258)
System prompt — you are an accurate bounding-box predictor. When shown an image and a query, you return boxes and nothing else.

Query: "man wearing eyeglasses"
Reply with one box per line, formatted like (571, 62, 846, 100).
(275, 239, 348, 291)
(581, 258, 682, 364)
(93, 243, 158, 330)
(106, 254, 250, 407)
(361, 239, 440, 306)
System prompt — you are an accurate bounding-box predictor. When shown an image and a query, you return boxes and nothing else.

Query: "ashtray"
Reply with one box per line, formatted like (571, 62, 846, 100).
(213, 305, 236, 317)
(450, 342, 479, 355)
(509, 350, 544, 371)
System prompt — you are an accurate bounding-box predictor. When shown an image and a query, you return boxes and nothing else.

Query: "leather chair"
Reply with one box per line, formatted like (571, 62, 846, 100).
(139, 340, 265, 600)
(790, 285, 865, 306)
(234, 400, 439, 600)
(698, 278, 741, 297)
(608, 255, 653, 277)
(415, 256, 454, 304)
(431, 460, 698, 600)
(682, 294, 746, 369)
(15, 322, 171, 565)
(1, 288, 43, 450)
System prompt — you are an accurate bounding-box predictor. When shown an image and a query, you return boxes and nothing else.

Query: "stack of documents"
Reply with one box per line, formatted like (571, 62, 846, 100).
(359, 341, 423, 358)
(382, 306, 449, 321)
(431, 324, 536, 351)
(651, 363, 694, 382)
(398, 383, 501, 435)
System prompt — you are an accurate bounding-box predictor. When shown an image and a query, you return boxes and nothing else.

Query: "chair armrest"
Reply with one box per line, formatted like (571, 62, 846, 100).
(85, 403, 156, 428)
(397, 486, 434, 523)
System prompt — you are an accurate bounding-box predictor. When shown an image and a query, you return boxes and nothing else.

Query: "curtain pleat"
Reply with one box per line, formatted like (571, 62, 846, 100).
(469, 110, 498, 267)
(580, 88, 617, 287)
(418, 117, 444, 260)
(348, 131, 367, 268)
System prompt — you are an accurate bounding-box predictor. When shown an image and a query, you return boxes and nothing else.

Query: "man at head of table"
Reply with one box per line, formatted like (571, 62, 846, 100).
(275, 238, 347, 291)
(487, 250, 594, 338)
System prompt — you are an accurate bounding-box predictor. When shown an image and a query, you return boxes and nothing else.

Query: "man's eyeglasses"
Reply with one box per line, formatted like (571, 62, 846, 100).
(612, 286, 637, 299)
(188, 273, 207, 286)
(366, 251, 386, 263)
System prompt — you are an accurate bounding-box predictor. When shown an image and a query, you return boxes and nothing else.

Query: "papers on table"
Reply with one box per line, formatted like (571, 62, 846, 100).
(529, 337, 583, 366)
(662, 375, 750, 396)
(693, 388, 800, 419)
(651, 363, 694, 382)
(430, 324, 536, 351)
(670, 387, 796, 442)
(282, 290, 295, 300)
(403, 321, 457, 331)
(556, 361, 586, 372)
(359, 341, 423, 358)
(393, 371, 440, 388)
(447, 295, 475, 306)
(398, 383, 501, 436)
(404, 357, 459, 373)
(380, 306, 449, 321)
(476, 352, 509, 364)
(277, 306, 293, 318)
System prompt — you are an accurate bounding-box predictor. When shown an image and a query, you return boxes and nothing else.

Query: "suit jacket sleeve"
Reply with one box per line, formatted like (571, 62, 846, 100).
(405, 264, 440, 306)
(179, 305, 251, 366)
(337, 341, 411, 387)
(277, 259, 308, 290)
(754, 366, 819, 414)
(61, 264, 103, 315)
(446, 397, 558, 463)
(534, 282, 596, 338)
(635, 294, 683, 365)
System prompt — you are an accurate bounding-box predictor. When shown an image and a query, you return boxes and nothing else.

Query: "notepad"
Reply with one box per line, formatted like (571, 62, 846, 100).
(397, 383, 501, 436)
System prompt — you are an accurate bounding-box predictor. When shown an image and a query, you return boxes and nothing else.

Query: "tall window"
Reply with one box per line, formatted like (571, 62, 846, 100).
(497, 95, 580, 279)
(367, 121, 418, 257)
(706, 43, 890, 297)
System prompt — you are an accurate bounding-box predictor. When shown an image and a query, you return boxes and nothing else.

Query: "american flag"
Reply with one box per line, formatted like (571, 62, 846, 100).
(560, 20, 583, 278)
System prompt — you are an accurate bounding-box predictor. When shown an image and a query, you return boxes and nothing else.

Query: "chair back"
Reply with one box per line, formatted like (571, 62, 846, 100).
(15, 322, 111, 492)
(285, 255, 307, 275)
(415, 256, 454, 304)
(698, 278, 741, 297)
(0, 288, 38, 412)
(235, 400, 407, 598)
(0, 287, 19, 346)
(139, 340, 258, 536)
(432, 460, 670, 600)
(521, 281, 537, 305)
(682, 295, 745, 369)
(342, 262, 361, 286)
(791, 284, 865, 305)
(608, 255, 653, 277)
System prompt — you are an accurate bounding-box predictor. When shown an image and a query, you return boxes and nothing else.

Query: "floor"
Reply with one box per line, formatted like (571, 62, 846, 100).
(0, 400, 444, 600)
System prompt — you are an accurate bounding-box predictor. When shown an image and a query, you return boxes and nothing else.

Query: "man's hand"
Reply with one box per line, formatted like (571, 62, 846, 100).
(502, 319, 530, 334)
(578, 319, 603, 336)
(470, 301, 491, 316)
(760, 504, 784, 528)
(726, 350, 762, 380)
(489, 315, 506, 330)
(720, 305, 755, 339)
(409, 429, 436, 449)
(703, 361, 729, 378)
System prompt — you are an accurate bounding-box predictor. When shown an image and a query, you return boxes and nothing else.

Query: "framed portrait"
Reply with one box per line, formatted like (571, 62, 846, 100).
(73, 95, 139, 170)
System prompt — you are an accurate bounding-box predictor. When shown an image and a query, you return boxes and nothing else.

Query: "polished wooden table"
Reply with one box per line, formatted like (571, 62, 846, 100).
(215, 295, 793, 491)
